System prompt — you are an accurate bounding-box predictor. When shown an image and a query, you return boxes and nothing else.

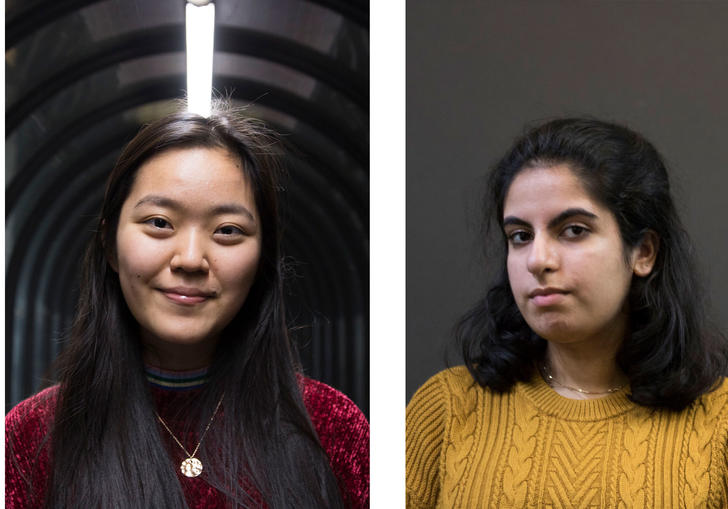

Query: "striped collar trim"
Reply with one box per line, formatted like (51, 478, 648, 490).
(145, 365, 209, 390)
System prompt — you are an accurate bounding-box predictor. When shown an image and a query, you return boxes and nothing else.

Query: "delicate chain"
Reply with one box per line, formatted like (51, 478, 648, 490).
(155, 393, 224, 459)
(541, 362, 625, 395)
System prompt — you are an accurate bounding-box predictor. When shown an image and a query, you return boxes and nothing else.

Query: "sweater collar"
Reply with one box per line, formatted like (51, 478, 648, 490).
(519, 371, 637, 421)
(145, 365, 209, 390)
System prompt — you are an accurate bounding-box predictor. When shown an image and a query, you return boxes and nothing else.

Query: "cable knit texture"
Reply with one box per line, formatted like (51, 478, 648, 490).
(406, 366, 728, 508)
(6, 376, 369, 508)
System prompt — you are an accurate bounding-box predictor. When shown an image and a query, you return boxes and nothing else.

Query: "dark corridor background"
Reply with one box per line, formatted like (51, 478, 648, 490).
(6, 0, 369, 416)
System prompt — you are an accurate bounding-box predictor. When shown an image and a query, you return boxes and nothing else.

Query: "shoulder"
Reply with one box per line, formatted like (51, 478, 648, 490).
(700, 376, 728, 405)
(6, 385, 58, 455)
(679, 376, 728, 425)
(301, 377, 368, 436)
(406, 367, 483, 508)
(674, 377, 728, 467)
(300, 377, 369, 508)
(6, 386, 58, 509)
(691, 376, 728, 424)
(302, 377, 364, 414)
(6, 385, 59, 438)
(407, 365, 480, 420)
(677, 377, 728, 501)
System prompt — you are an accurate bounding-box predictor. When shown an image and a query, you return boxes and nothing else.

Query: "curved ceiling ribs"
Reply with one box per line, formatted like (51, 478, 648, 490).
(7, 24, 367, 133)
(5, 0, 369, 415)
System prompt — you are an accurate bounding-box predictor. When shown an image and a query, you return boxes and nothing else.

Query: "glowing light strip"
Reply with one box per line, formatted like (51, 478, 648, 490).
(185, 2, 215, 117)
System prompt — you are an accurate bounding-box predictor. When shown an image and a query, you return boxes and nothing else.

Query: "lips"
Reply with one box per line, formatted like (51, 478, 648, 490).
(160, 286, 216, 305)
(528, 287, 569, 307)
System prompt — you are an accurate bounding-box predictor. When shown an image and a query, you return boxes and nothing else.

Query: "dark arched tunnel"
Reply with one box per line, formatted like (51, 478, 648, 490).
(5, 0, 369, 416)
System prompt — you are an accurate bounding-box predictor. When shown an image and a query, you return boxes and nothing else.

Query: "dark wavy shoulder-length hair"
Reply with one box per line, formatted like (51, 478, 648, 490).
(457, 117, 728, 411)
(46, 104, 346, 508)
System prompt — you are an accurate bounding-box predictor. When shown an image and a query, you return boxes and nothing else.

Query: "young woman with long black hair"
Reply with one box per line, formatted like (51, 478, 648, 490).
(406, 118, 728, 507)
(6, 106, 369, 508)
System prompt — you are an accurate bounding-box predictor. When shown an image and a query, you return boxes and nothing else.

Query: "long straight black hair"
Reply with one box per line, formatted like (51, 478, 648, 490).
(457, 117, 728, 411)
(46, 105, 346, 507)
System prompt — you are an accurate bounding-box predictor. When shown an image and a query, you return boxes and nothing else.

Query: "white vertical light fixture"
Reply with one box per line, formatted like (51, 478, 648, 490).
(186, 1, 215, 117)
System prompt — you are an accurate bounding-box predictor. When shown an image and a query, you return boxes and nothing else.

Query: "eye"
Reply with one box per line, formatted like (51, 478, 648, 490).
(213, 224, 246, 243)
(144, 217, 172, 230)
(562, 224, 589, 239)
(216, 225, 243, 235)
(506, 230, 532, 246)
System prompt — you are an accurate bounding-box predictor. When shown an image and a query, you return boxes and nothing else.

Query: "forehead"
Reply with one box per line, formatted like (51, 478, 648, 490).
(503, 164, 599, 219)
(127, 147, 253, 204)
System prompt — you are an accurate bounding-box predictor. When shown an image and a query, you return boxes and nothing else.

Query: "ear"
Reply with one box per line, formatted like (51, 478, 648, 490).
(107, 252, 119, 273)
(631, 230, 659, 277)
(101, 219, 119, 273)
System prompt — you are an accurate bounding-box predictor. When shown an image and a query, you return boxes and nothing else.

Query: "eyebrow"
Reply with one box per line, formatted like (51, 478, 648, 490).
(134, 195, 256, 222)
(502, 207, 598, 230)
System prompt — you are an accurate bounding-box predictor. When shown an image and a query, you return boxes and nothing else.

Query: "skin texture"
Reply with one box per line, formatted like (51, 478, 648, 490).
(113, 147, 262, 370)
(503, 164, 657, 397)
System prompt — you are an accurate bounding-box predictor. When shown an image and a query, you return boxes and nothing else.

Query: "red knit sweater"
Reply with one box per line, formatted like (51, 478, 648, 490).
(5, 377, 369, 508)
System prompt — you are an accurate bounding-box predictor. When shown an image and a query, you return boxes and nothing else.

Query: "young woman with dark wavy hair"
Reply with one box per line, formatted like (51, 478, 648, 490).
(6, 106, 369, 508)
(406, 118, 728, 507)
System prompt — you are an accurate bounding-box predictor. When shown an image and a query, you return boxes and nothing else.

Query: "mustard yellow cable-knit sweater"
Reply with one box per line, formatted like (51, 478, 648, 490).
(406, 366, 728, 508)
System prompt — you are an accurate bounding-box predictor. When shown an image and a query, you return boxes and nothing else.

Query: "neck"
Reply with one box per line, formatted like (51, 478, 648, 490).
(142, 343, 215, 371)
(544, 341, 627, 399)
(139, 327, 220, 371)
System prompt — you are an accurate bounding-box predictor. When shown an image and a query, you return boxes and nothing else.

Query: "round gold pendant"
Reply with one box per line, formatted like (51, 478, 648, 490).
(180, 457, 203, 477)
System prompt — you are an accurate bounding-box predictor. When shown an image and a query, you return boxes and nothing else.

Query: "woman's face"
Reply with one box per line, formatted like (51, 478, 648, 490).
(503, 164, 649, 347)
(114, 147, 261, 366)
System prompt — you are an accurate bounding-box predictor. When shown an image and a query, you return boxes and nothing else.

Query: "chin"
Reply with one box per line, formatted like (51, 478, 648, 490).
(528, 319, 578, 343)
(160, 336, 210, 345)
(147, 327, 219, 346)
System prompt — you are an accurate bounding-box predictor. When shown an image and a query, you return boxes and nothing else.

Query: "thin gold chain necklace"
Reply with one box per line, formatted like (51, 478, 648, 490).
(541, 361, 625, 395)
(155, 393, 224, 477)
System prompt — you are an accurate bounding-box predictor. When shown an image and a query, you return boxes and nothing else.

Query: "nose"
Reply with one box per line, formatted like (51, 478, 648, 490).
(170, 228, 210, 273)
(526, 233, 559, 276)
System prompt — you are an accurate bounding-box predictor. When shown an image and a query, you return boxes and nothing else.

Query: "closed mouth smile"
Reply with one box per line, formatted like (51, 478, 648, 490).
(160, 287, 216, 305)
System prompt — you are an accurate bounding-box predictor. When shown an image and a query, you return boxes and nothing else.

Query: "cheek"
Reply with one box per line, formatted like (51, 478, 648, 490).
(115, 233, 164, 284)
(506, 252, 527, 294)
(572, 249, 632, 305)
(214, 245, 261, 291)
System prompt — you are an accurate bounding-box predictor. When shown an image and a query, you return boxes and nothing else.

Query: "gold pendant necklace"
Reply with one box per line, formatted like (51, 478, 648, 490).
(155, 393, 224, 477)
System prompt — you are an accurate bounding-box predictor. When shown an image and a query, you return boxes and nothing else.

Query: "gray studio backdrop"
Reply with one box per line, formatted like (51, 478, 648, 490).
(407, 0, 728, 400)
